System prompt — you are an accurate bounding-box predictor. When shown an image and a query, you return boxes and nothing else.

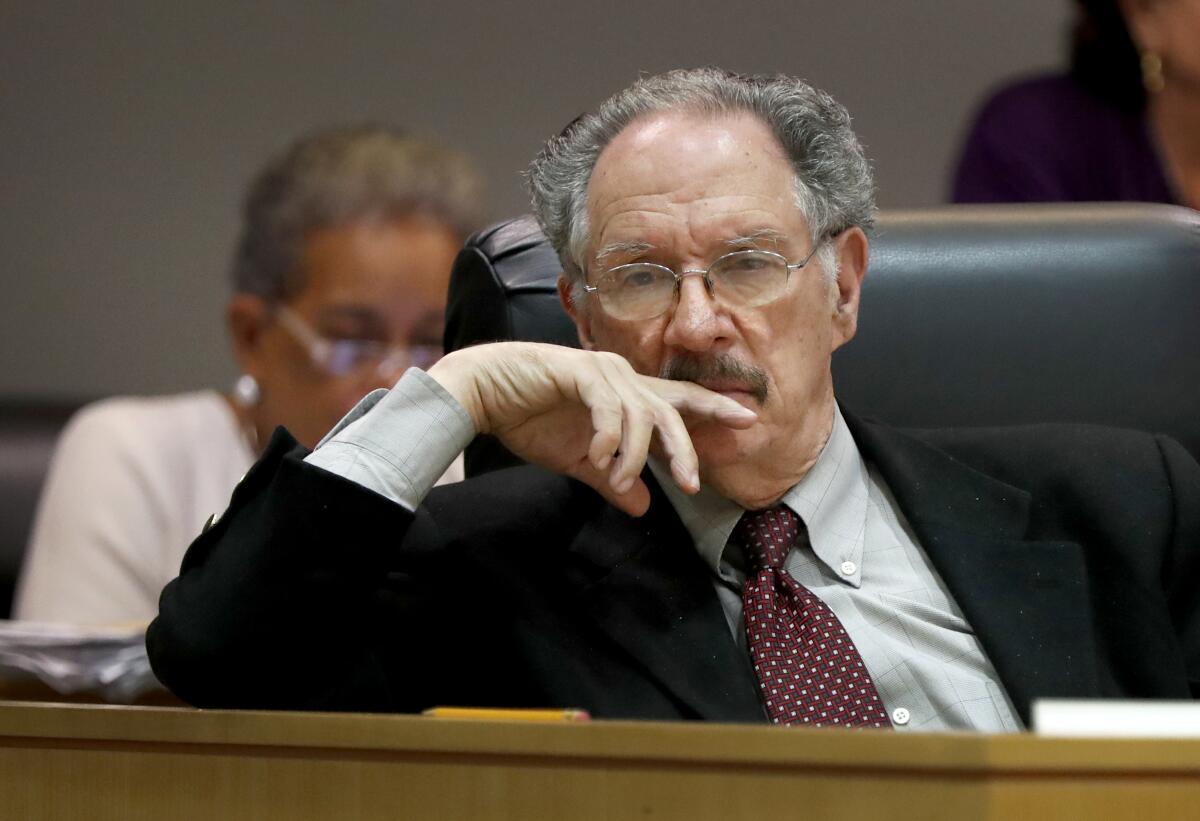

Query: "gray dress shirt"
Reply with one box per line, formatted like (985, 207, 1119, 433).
(306, 369, 1022, 732)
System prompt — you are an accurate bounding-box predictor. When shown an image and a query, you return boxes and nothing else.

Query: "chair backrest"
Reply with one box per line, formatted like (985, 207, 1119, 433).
(445, 203, 1200, 476)
(0, 400, 83, 618)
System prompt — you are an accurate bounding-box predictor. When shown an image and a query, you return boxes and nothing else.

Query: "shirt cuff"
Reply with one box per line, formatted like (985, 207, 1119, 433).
(303, 368, 475, 511)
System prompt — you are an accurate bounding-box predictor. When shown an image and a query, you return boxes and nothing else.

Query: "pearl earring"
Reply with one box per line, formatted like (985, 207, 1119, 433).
(1141, 51, 1165, 94)
(233, 373, 260, 407)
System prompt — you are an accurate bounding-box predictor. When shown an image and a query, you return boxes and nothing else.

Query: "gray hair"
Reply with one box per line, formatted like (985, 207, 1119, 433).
(527, 67, 874, 287)
(233, 124, 483, 300)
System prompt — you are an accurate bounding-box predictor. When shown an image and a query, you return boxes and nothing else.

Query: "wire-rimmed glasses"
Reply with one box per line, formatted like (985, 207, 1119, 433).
(275, 306, 441, 379)
(582, 245, 823, 321)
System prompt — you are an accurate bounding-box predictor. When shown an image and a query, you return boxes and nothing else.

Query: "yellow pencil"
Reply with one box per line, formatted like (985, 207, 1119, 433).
(421, 707, 591, 722)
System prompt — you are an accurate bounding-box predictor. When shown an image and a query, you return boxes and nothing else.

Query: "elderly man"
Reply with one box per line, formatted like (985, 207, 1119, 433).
(148, 69, 1199, 731)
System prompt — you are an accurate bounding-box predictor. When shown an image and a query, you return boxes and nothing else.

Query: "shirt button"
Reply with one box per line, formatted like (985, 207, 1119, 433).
(892, 707, 911, 726)
(840, 560, 857, 576)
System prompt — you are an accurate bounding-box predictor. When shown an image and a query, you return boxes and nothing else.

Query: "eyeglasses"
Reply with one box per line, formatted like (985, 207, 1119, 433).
(275, 306, 442, 379)
(582, 245, 823, 321)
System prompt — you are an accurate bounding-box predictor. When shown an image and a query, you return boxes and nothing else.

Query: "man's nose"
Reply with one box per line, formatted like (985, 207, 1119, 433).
(662, 274, 724, 352)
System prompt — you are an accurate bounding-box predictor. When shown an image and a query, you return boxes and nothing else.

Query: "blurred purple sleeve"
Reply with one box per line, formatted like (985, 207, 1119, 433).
(950, 74, 1173, 205)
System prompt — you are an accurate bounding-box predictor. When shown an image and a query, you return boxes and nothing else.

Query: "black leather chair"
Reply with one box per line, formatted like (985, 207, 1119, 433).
(0, 400, 83, 618)
(445, 203, 1200, 476)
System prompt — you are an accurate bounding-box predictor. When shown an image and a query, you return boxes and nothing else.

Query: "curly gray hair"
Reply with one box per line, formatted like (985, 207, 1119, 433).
(233, 124, 483, 301)
(527, 67, 874, 286)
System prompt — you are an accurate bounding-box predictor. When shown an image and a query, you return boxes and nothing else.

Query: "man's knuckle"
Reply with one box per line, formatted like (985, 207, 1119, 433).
(628, 405, 653, 426)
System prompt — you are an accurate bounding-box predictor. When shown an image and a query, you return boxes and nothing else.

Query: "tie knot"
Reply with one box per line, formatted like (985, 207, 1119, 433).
(734, 505, 802, 571)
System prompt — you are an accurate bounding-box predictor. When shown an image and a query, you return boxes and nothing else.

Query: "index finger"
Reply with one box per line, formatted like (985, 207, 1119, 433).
(643, 377, 759, 428)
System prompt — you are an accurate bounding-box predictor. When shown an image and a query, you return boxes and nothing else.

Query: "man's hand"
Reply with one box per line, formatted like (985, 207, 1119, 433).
(428, 342, 757, 516)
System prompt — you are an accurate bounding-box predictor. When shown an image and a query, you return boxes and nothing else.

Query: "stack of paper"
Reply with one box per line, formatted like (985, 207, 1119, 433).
(0, 619, 159, 703)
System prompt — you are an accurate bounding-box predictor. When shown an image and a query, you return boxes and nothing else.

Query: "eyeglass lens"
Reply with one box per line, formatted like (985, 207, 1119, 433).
(323, 340, 442, 378)
(599, 250, 791, 320)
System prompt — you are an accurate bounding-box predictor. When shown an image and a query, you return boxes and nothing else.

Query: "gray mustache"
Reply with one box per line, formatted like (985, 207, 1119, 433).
(659, 354, 770, 406)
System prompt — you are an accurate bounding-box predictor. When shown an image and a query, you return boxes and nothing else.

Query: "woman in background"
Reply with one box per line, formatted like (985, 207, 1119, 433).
(952, 0, 1199, 208)
(15, 125, 482, 625)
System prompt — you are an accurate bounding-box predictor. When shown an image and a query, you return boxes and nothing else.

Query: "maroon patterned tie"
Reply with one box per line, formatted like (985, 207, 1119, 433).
(735, 506, 891, 728)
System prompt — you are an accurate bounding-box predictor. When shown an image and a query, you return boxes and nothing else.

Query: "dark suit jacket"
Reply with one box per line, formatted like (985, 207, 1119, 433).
(147, 412, 1200, 725)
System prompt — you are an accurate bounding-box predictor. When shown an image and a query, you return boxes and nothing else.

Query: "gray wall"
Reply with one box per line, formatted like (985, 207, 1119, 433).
(0, 1, 1071, 400)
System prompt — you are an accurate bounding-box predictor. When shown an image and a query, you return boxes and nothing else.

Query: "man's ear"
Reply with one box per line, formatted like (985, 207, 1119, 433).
(558, 274, 598, 351)
(830, 226, 869, 351)
(226, 293, 272, 374)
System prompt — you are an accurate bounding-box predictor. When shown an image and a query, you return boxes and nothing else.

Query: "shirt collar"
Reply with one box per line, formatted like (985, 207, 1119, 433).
(649, 405, 869, 586)
(780, 404, 868, 586)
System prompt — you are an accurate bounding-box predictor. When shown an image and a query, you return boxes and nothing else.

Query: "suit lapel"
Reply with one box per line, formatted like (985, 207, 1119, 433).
(566, 478, 764, 723)
(845, 412, 1101, 723)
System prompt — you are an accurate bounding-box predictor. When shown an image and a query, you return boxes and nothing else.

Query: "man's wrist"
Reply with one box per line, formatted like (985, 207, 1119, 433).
(304, 369, 474, 511)
(427, 348, 489, 434)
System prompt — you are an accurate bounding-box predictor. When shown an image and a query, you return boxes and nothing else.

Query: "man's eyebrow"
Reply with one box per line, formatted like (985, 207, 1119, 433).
(722, 229, 789, 249)
(595, 240, 655, 266)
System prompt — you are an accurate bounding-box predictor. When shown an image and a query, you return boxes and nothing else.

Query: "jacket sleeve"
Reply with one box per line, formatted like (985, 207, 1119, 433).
(146, 428, 458, 713)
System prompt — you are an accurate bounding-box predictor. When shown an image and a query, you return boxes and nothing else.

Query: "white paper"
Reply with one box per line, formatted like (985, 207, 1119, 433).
(0, 619, 160, 702)
(1032, 698, 1200, 738)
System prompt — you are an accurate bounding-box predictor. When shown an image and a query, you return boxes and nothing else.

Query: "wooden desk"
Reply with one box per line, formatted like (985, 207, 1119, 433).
(1, 700, 1197, 819)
